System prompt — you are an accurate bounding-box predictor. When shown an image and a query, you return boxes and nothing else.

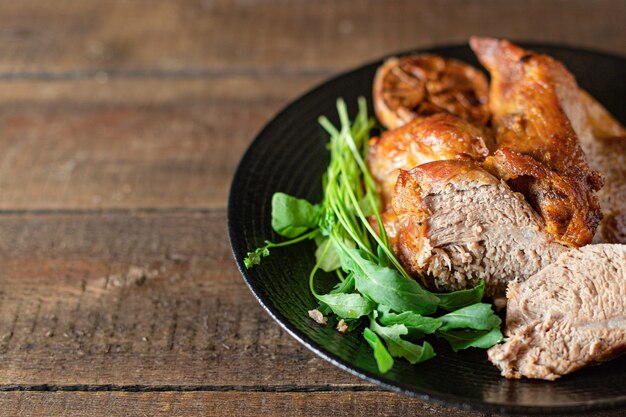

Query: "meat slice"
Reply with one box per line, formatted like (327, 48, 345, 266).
(470, 37, 604, 247)
(367, 113, 493, 207)
(578, 91, 626, 244)
(488, 244, 626, 380)
(389, 159, 568, 298)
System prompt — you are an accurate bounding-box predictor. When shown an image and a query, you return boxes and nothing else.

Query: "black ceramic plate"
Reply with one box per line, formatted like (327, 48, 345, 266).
(228, 43, 626, 415)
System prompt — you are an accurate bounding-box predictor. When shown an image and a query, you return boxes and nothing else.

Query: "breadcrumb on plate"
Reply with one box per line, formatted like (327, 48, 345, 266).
(308, 309, 327, 325)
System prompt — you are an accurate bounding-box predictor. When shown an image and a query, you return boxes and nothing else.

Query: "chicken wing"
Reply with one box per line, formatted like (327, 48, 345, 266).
(470, 37, 604, 247)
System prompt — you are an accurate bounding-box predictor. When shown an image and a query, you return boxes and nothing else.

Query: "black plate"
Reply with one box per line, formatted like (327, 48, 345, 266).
(228, 43, 626, 415)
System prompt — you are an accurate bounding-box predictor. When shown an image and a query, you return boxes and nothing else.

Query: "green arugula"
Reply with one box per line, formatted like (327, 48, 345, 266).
(437, 328, 503, 352)
(271, 192, 322, 238)
(363, 328, 394, 373)
(243, 97, 503, 373)
(438, 303, 501, 331)
(316, 293, 376, 319)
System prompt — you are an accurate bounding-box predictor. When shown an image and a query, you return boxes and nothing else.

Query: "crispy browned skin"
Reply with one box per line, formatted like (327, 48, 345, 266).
(373, 54, 490, 130)
(389, 159, 568, 297)
(579, 91, 626, 243)
(367, 113, 494, 206)
(470, 37, 604, 247)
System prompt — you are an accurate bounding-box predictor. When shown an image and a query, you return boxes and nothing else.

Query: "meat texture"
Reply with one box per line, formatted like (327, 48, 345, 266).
(578, 91, 626, 243)
(389, 159, 568, 298)
(367, 113, 494, 207)
(470, 37, 604, 247)
(373, 54, 490, 130)
(488, 244, 626, 380)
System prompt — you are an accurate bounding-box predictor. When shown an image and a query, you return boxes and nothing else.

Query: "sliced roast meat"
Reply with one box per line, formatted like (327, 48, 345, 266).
(577, 91, 626, 244)
(488, 244, 626, 380)
(389, 159, 568, 298)
(470, 37, 604, 247)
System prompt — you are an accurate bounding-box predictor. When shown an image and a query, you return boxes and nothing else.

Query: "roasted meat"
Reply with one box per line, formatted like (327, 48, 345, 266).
(578, 91, 626, 243)
(389, 160, 568, 298)
(470, 37, 604, 247)
(373, 54, 490, 130)
(367, 113, 493, 207)
(488, 244, 626, 380)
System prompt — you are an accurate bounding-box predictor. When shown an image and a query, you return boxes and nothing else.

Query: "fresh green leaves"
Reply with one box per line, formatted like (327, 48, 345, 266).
(377, 310, 442, 337)
(370, 313, 435, 364)
(438, 303, 501, 331)
(244, 246, 269, 268)
(316, 293, 375, 319)
(315, 236, 355, 272)
(436, 280, 485, 312)
(271, 192, 322, 238)
(243, 229, 318, 269)
(437, 328, 503, 352)
(363, 328, 394, 373)
(436, 303, 502, 351)
(342, 248, 439, 315)
(243, 97, 504, 374)
(317, 274, 355, 315)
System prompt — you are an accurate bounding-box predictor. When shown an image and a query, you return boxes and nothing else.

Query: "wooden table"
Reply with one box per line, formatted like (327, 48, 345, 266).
(0, 1, 623, 416)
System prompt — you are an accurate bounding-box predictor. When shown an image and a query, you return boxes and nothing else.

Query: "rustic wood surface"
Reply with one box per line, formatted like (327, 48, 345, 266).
(0, 1, 623, 416)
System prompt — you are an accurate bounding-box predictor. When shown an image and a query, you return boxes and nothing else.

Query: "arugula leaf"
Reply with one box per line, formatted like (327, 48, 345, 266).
(363, 328, 394, 373)
(437, 328, 503, 352)
(317, 273, 355, 315)
(387, 339, 435, 364)
(341, 248, 439, 315)
(438, 303, 501, 331)
(370, 314, 435, 364)
(315, 236, 341, 272)
(330, 273, 356, 294)
(315, 236, 356, 272)
(376, 245, 390, 268)
(316, 293, 376, 319)
(271, 192, 321, 238)
(378, 310, 442, 337)
(436, 280, 485, 311)
(244, 246, 269, 268)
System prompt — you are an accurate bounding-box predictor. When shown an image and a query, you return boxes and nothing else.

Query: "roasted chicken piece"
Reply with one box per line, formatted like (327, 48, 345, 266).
(470, 37, 604, 247)
(578, 91, 626, 243)
(373, 54, 490, 130)
(367, 113, 494, 207)
(389, 160, 568, 298)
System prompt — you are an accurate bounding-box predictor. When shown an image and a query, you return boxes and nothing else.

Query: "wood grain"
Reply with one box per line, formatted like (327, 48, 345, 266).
(0, 391, 486, 417)
(1, 391, 624, 417)
(0, 75, 323, 210)
(0, 211, 361, 387)
(0, 1, 624, 416)
(0, 0, 622, 75)
(0, 211, 623, 416)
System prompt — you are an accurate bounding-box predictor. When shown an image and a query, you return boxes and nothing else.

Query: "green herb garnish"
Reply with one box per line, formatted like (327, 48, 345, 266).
(244, 98, 502, 373)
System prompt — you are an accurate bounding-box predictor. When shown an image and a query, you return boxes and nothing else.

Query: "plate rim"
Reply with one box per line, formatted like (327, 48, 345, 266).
(227, 41, 626, 415)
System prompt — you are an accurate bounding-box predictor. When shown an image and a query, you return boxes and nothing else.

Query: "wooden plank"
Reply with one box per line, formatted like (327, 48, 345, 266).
(0, 391, 481, 417)
(0, 211, 360, 387)
(0, 0, 622, 75)
(0, 391, 624, 417)
(0, 75, 323, 210)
